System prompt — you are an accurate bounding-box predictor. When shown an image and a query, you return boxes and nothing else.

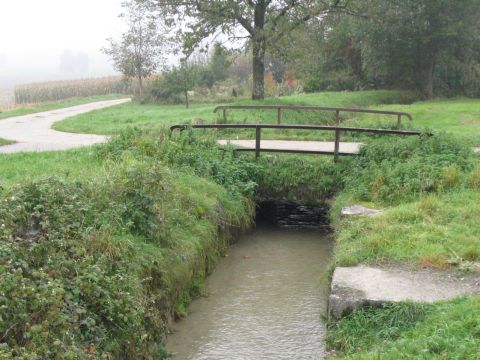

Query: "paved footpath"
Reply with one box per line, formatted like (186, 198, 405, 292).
(218, 139, 363, 154)
(0, 98, 130, 154)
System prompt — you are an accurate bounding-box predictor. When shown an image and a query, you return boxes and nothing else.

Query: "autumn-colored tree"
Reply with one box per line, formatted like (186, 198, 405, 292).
(144, 0, 348, 100)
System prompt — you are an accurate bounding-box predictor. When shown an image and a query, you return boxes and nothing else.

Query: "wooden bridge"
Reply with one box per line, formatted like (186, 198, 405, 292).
(171, 105, 421, 161)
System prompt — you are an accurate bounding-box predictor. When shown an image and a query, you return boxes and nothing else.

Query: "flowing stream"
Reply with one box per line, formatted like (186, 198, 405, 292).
(166, 223, 333, 359)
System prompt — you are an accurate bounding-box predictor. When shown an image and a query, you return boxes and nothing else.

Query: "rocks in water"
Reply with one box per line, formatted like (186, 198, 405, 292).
(341, 205, 382, 217)
(328, 266, 480, 319)
(257, 201, 329, 228)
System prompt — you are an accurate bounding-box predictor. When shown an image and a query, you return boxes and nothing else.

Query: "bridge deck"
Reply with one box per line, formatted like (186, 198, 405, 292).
(218, 140, 363, 155)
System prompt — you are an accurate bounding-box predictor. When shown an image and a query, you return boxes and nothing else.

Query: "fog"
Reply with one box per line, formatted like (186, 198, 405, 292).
(0, 0, 126, 90)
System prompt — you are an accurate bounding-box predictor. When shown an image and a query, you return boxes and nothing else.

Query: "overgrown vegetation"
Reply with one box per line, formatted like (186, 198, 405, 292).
(0, 133, 256, 358)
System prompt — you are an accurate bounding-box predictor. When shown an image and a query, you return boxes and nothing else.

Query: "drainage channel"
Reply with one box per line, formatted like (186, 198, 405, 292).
(166, 202, 333, 359)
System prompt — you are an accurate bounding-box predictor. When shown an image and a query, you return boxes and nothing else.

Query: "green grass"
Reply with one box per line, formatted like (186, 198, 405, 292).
(0, 94, 128, 120)
(53, 90, 416, 136)
(364, 98, 480, 145)
(53, 92, 480, 146)
(334, 191, 480, 269)
(326, 121, 480, 358)
(54, 102, 216, 135)
(0, 147, 103, 189)
(327, 297, 480, 359)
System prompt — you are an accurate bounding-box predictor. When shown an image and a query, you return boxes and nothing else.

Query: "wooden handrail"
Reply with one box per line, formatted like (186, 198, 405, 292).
(213, 105, 413, 128)
(170, 123, 425, 162)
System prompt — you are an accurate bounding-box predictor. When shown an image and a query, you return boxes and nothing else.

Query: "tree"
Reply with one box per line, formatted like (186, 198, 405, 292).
(209, 43, 231, 84)
(144, 0, 348, 100)
(354, 0, 480, 98)
(156, 60, 200, 108)
(103, 0, 166, 96)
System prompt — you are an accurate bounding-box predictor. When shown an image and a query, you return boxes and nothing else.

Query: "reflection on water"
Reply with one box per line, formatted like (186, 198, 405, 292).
(166, 225, 333, 360)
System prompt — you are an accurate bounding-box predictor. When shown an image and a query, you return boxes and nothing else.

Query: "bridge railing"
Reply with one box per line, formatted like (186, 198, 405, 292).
(213, 105, 413, 129)
(170, 123, 424, 161)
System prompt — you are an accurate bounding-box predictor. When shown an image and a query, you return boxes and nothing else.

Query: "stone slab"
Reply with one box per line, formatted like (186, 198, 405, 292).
(341, 205, 383, 217)
(329, 266, 480, 319)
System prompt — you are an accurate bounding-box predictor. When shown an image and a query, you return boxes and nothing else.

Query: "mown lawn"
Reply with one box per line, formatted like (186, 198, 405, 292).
(53, 91, 480, 146)
(370, 98, 480, 145)
(0, 94, 127, 120)
(53, 90, 416, 135)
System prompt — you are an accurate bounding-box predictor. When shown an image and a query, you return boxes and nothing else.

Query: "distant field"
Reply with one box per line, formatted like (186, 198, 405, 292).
(13, 76, 136, 104)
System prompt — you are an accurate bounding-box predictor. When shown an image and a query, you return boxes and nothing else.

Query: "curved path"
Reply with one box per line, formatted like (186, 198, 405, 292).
(0, 98, 130, 154)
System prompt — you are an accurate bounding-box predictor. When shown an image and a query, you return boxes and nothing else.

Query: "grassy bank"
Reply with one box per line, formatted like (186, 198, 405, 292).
(0, 135, 257, 358)
(0, 94, 127, 120)
(326, 133, 480, 356)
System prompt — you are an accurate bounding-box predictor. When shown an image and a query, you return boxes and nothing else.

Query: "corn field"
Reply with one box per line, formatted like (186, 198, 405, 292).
(14, 76, 141, 104)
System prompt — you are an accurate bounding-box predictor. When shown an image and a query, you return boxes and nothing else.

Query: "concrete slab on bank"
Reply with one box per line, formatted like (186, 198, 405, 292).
(329, 265, 480, 319)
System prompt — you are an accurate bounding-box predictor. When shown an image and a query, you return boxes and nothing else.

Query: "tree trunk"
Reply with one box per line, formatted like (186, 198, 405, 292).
(138, 75, 144, 97)
(252, 1, 267, 100)
(417, 56, 435, 99)
(184, 89, 189, 108)
(252, 38, 266, 100)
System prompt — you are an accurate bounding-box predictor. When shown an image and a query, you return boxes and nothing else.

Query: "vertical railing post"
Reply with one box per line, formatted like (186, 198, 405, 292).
(334, 110, 340, 162)
(223, 108, 227, 123)
(255, 125, 261, 159)
(277, 107, 282, 124)
(397, 114, 402, 129)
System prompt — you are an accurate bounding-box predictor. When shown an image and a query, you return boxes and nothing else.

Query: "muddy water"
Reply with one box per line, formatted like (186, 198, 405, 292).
(167, 224, 333, 359)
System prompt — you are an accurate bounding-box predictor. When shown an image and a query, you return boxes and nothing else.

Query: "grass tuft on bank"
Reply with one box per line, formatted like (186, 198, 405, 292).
(327, 297, 480, 359)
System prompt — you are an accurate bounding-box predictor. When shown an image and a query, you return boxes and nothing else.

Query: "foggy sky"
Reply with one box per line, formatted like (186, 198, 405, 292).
(0, 0, 126, 88)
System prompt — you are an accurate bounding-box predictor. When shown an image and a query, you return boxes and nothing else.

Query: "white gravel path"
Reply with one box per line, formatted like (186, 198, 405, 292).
(0, 98, 131, 154)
